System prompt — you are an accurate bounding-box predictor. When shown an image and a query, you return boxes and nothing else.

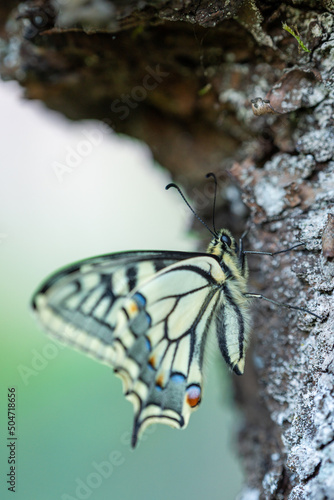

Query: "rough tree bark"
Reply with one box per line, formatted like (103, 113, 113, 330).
(1, 1, 333, 498)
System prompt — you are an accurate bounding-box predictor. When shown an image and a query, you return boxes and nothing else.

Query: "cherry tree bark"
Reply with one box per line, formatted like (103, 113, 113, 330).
(1, 1, 333, 498)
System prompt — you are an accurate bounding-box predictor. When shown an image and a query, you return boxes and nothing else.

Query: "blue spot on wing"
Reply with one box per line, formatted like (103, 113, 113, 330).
(145, 337, 151, 351)
(133, 292, 146, 308)
(171, 373, 186, 384)
(145, 312, 152, 327)
(187, 384, 201, 396)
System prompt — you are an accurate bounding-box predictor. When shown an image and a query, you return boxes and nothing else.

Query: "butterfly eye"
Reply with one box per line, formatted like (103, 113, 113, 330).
(221, 234, 232, 247)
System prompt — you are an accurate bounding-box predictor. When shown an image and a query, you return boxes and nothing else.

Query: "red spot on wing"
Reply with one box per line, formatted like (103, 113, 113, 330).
(186, 385, 201, 407)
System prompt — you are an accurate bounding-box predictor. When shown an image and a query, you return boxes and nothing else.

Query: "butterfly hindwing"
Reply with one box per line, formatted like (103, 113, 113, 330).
(112, 255, 227, 445)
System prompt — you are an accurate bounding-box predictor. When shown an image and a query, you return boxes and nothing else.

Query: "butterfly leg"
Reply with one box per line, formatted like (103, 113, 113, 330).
(238, 232, 247, 272)
(236, 230, 304, 270)
(244, 293, 321, 320)
(243, 241, 307, 257)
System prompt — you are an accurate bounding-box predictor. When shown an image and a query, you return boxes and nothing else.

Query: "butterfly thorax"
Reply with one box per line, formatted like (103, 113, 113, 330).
(206, 228, 248, 292)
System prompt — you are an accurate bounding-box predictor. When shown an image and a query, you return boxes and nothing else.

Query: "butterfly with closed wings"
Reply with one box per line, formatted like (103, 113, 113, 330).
(31, 174, 320, 447)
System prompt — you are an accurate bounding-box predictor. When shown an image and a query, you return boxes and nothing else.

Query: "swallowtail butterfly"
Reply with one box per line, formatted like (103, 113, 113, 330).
(31, 174, 319, 447)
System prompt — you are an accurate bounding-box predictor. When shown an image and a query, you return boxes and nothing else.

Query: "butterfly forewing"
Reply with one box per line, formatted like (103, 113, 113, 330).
(32, 250, 199, 360)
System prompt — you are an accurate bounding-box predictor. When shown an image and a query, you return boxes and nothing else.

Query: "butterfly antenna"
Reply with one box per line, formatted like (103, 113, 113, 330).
(166, 183, 216, 236)
(206, 172, 217, 234)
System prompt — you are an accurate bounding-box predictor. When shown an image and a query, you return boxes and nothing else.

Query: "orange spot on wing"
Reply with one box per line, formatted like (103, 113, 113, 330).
(148, 356, 156, 369)
(129, 301, 138, 314)
(156, 374, 164, 388)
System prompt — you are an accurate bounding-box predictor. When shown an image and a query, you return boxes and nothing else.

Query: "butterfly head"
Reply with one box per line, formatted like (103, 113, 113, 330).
(206, 228, 247, 281)
(207, 229, 238, 258)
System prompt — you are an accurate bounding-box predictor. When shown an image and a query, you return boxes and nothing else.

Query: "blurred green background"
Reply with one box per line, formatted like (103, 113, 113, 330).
(0, 81, 243, 500)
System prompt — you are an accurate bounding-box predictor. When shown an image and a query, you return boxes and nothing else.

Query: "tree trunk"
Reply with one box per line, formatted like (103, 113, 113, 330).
(1, 1, 333, 497)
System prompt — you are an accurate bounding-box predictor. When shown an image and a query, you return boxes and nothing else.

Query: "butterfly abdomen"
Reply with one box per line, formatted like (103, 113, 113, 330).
(207, 229, 251, 375)
(216, 281, 251, 375)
